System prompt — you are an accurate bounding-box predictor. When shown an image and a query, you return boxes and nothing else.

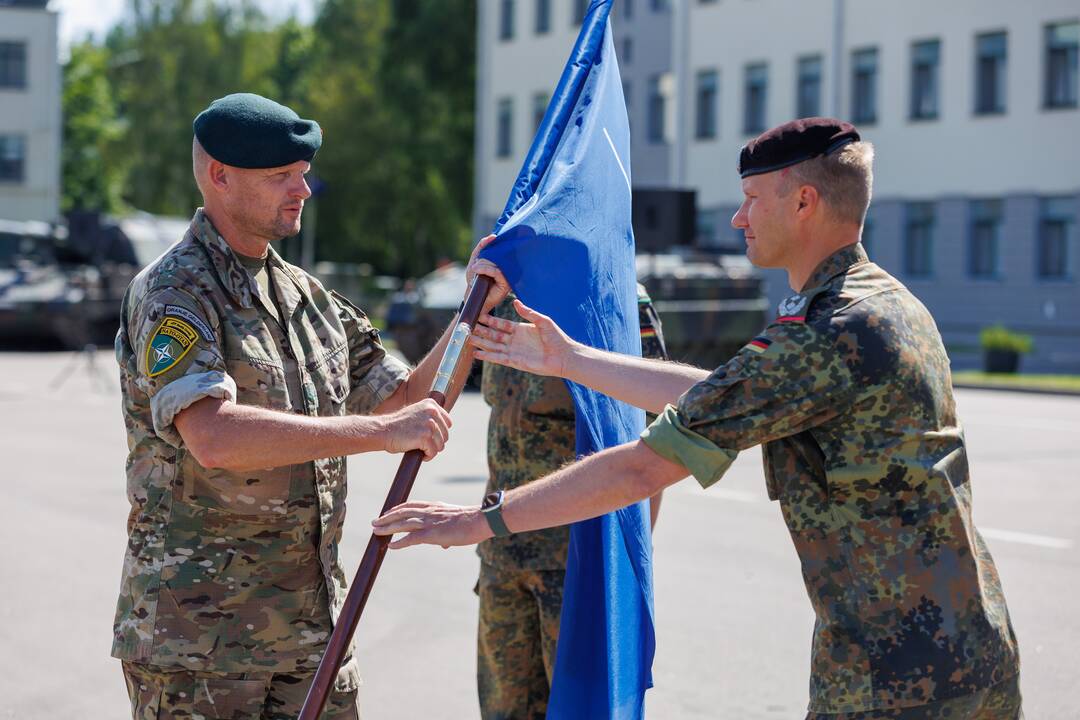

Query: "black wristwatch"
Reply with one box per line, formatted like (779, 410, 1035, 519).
(481, 490, 512, 538)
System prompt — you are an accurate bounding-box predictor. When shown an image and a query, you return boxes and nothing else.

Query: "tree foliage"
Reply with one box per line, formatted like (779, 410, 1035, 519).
(61, 0, 476, 277)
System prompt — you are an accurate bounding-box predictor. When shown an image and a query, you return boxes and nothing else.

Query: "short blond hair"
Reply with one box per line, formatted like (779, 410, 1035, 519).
(780, 141, 874, 225)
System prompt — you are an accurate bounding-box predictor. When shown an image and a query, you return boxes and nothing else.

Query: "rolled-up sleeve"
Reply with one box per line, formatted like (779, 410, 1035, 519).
(331, 289, 410, 415)
(131, 288, 231, 448)
(640, 321, 857, 489)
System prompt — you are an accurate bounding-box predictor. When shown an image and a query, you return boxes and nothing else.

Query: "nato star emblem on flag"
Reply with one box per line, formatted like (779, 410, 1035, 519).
(146, 317, 199, 377)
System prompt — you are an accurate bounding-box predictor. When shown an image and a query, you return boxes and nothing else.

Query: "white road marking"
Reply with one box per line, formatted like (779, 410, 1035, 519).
(979, 527, 1074, 550)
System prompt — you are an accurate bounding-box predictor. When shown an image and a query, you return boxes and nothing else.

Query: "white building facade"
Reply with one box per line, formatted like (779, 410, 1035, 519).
(0, 0, 61, 223)
(474, 0, 1080, 371)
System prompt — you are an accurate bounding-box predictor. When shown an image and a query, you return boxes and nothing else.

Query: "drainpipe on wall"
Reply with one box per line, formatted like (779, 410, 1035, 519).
(671, 0, 690, 188)
(831, 0, 845, 118)
(471, 2, 490, 239)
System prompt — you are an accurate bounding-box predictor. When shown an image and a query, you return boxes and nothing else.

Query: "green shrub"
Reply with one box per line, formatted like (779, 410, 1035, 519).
(979, 325, 1033, 354)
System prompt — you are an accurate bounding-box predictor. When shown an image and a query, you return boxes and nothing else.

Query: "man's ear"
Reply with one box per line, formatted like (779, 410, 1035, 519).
(207, 160, 229, 192)
(797, 184, 819, 216)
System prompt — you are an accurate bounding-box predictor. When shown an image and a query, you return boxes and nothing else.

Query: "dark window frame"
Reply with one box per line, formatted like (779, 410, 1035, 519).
(904, 202, 936, 278)
(743, 62, 768, 135)
(974, 31, 1007, 115)
(851, 47, 878, 124)
(1037, 197, 1075, 279)
(499, 0, 515, 41)
(534, 0, 550, 34)
(910, 38, 942, 121)
(1044, 20, 1079, 109)
(496, 98, 514, 159)
(695, 69, 719, 140)
(968, 198, 1003, 279)
(0, 134, 26, 184)
(647, 74, 665, 144)
(0, 41, 27, 90)
(796, 54, 823, 119)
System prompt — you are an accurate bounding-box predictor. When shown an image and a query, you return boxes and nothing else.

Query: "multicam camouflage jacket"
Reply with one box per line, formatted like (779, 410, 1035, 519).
(642, 243, 1019, 713)
(111, 209, 409, 678)
(480, 286, 668, 570)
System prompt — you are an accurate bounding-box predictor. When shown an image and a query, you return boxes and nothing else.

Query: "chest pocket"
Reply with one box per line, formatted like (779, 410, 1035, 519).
(309, 340, 351, 414)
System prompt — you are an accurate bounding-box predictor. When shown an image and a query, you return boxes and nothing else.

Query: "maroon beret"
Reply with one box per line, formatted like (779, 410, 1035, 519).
(738, 117, 860, 178)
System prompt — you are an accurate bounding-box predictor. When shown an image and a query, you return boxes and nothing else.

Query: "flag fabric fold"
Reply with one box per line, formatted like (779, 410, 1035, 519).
(479, 2, 655, 717)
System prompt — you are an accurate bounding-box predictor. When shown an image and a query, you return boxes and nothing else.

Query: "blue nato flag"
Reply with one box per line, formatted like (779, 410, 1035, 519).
(479, 1, 655, 717)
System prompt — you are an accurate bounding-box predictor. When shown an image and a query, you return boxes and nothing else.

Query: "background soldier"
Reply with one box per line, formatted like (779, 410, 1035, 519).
(112, 93, 508, 719)
(376, 118, 1022, 719)
(477, 287, 667, 719)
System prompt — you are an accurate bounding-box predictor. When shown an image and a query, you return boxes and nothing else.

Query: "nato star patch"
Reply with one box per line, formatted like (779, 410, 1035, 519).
(146, 317, 199, 377)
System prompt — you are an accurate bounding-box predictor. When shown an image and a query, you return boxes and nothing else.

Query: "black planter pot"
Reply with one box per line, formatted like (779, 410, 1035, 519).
(984, 349, 1020, 374)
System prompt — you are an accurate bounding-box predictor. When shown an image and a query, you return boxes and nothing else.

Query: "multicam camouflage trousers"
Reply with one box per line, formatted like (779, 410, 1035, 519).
(122, 660, 361, 720)
(805, 674, 1022, 720)
(476, 562, 565, 720)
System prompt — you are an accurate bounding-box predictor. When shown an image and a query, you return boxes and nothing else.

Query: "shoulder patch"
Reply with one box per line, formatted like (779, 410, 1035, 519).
(743, 335, 773, 354)
(164, 304, 214, 341)
(146, 317, 199, 377)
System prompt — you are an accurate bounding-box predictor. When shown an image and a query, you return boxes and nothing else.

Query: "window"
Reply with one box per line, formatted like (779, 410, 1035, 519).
(647, 74, 665, 143)
(0, 42, 27, 89)
(975, 32, 1007, 115)
(622, 37, 633, 64)
(496, 98, 513, 159)
(573, 0, 588, 26)
(651, 0, 669, 10)
(910, 39, 941, 120)
(535, 0, 550, 34)
(532, 92, 549, 133)
(904, 202, 935, 277)
(1038, 197, 1074, 278)
(624, 0, 633, 20)
(969, 199, 1002, 278)
(744, 63, 768, 134)
(1045, 21, 1079, 108)
(695, 69, 719, 139)
(499, 0, 515, 40)
(796, 55, 823, 118)
(0, 135, 25, 183)
(851, 48, 878, 123)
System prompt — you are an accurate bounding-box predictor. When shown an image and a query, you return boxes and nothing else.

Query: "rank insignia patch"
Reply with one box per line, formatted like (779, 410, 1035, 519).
(146, 317, 199, 377)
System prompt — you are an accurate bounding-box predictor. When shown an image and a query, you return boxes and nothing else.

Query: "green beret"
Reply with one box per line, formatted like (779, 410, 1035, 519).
(193, 93, 322, 169)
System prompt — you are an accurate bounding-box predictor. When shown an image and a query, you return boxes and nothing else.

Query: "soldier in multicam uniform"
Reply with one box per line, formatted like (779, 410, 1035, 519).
(477, 288, 667, 719)
(112, 94, 509, 719)
(375, 118, 1022, 719)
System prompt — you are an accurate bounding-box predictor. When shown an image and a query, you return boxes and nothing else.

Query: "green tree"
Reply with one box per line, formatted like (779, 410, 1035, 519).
(306, 0, 476, 277)
(105, 0, 280, 216)
(61, 41, 125, 212)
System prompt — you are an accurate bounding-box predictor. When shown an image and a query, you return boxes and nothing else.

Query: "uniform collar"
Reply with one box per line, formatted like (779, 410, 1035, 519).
(190, 209, 312, 314)
(191, 209, 257, 309)
(801, 242, 869, 292)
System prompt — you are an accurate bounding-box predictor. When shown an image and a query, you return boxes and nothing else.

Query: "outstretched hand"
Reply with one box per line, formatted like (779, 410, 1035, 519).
(470, 300, 575, 378)
(372, 501, 490, 549)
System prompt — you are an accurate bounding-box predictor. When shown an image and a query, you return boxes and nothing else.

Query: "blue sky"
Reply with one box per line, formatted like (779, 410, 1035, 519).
(53, 0, 316, 54)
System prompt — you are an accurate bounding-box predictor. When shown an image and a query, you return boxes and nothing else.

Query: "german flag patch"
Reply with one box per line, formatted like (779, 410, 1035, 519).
(744, 336, 772, 354)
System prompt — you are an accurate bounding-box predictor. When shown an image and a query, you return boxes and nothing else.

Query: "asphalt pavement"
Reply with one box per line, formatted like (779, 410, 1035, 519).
(0, 350, 1077, 719)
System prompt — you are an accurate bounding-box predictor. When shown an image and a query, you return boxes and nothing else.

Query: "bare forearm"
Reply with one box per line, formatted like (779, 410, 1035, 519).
(177, 399, 388, 471)
(502, 441, 687, 535)
(563, 344, 710, 414)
